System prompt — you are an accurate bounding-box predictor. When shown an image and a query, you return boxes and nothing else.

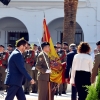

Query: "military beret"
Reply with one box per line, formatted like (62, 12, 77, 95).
(54, 46, 57, 48)
(8, 44, 13, 47)
(96, 41, 100, 45)
(34, 44, 37, 46)
(63, 42, 68, 46)
(41, 42, 50, 49)
(0, 45, 4, 48)
(56, 42, 61, 44)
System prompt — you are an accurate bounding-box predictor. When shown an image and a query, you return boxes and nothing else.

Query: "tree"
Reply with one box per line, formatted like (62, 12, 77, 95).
(63, 0, 78, 45)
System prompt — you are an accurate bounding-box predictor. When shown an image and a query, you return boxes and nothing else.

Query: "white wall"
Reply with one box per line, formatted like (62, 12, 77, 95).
(48, 17, 83, 45)
(0, 8, 40, 44)
(0, 30, 6, 45)
(0, 0, 99, 51)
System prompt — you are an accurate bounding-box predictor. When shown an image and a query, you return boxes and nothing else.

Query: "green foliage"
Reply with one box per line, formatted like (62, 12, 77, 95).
(86, 71, 100, 100)
(86, 85, 98, 100)
(96, 71, 100, 99)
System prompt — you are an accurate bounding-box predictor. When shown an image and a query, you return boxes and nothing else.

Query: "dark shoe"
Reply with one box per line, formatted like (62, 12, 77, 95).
(4, 90, 7, 92)
(59, 93, 62, 96)
(62, 91, 66, 94)
(31, 91, 37, 93)
(24, 92, 29, 94)
(55, 92, 58, 95)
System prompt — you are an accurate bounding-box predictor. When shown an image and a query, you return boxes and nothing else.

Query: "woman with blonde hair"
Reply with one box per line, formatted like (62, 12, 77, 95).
(70, 42, 93, 100)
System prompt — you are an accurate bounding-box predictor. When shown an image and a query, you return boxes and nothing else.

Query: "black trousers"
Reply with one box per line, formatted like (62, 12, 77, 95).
(5, 85, 26, 100)
(71, 85, 77, 100)
(75, 71, 91, 100)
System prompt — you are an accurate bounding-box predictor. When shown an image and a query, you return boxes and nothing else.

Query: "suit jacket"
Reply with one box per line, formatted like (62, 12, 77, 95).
(35, 52, 50, 81)
(65, 50, 77, 78)
(4, 49, 32, 87)
(91, 53, 100, 83)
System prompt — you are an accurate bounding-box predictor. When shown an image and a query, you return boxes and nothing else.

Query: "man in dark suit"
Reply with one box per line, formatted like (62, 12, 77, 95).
(4, 38, 35, 100)
(65, 43, 77, 100)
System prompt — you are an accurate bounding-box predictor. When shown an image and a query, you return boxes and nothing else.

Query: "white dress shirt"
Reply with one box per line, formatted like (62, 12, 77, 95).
(70, 53, 93, 84)
(16, 48, 22, 55)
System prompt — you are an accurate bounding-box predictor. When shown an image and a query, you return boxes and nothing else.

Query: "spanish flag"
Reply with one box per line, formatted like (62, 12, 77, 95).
(42, 19, 65, 84)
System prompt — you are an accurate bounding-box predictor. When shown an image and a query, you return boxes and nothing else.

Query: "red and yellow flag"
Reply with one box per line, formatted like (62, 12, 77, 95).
(42, 19, 65, 84)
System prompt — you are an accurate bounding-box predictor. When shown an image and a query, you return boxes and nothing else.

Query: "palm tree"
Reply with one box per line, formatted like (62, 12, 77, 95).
(63, 0, 78, 45)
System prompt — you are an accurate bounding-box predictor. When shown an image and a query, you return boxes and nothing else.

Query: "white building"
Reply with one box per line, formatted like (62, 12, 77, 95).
(0, 0, 99, 51)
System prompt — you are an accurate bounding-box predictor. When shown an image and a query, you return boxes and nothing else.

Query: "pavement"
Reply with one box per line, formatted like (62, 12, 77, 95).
(0, 92, 71, 100)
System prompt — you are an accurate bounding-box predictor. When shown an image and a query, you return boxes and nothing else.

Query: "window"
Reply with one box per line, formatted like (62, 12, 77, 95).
(8, 32, 29, 47)
(75, 32, 82, 45)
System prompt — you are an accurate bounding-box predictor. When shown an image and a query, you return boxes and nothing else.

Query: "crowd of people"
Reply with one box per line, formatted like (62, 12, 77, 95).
(0, 43, 41, 95)
(0, 38, 100, 100)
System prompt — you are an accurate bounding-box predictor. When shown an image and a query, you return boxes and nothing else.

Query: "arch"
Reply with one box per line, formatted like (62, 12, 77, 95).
(0, 16, 29, 32)
(0, 17, 29, 47)
(48, 17, 84, 45)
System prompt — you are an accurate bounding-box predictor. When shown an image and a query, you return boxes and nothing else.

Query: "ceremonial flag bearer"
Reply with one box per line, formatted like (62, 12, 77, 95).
(36, 42, 51, 100)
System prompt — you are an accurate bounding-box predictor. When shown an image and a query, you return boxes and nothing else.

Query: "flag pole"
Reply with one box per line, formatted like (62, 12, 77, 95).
(43, 14, 51, 100)
(43, 11, 45, 18)
(37, 38, 51, 100)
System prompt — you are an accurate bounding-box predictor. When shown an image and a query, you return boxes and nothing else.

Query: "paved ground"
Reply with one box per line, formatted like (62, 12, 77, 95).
(0, 92, 71, 100)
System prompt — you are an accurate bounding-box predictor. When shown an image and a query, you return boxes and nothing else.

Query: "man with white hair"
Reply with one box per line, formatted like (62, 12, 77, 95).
(65, 43, 77, 100)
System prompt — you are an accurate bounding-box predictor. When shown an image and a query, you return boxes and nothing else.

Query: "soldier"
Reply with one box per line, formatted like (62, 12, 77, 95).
(31, 44, 39, 93)
(38, 46, 41, 53)
(55, 42, 67, 95)
(91, 41, 100, 83)
(54, 45, 57, 52)
(0, 45, 9, 91)
(23, 43, 35, 94)
(35, 42, 51, 100)
(7, 44, 13, 54)
(33, 44, 38, 51)
(62, 42, 69, 53)
(62, 42, 69, 94)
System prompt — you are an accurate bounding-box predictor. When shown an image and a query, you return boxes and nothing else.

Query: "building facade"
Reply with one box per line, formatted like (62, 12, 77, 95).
(0, 0, 99, 51)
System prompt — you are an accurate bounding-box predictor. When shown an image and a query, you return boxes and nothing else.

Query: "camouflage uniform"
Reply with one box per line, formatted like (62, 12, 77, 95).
(57, 49, 67, 95)
(23, 50, 35, 93)
(0, 51, 9, 90)
(31, 50, 39, 93)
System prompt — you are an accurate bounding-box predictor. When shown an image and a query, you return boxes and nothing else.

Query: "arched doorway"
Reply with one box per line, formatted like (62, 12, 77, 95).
(0, 17, 29, 48)
(48, 17, 84, 45)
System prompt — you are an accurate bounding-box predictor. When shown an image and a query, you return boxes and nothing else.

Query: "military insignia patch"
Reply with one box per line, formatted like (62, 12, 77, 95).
(39, 58, 42, 61)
